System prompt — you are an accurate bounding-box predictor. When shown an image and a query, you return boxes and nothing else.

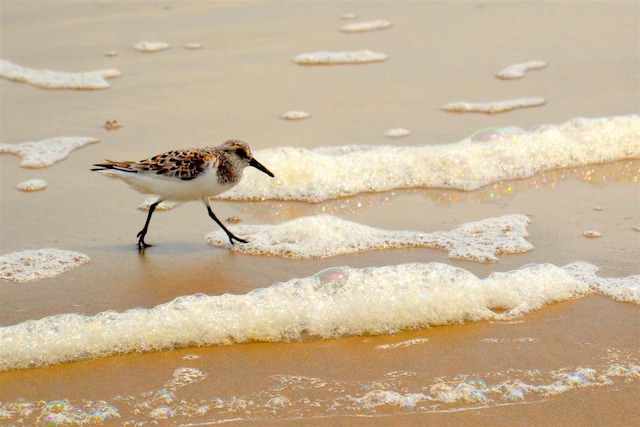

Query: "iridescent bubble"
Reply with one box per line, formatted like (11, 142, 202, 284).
(313, 267, 350, 284)
(454, 383, 486, 402)
(520, 263, 542, 270)
(265, 396, 291, 409)
(151, 390, 173, 404)
(98, 403, 119, 418)
(88, 410, 105, 424)
(469, 127, 524, 142)
(38, 412, 67, 426)
(465, 378, 487, 389)
(149, 405, 174, 420)
(42, 401, 66, 413)
(40, 415, 57, 426)
(501, 386, 526, 403)
(562, 372, 590, 385)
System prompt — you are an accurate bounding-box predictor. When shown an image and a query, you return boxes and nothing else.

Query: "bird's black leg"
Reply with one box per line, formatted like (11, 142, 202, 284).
(204, 199, 248, 245)
(137, 200, 160, 251)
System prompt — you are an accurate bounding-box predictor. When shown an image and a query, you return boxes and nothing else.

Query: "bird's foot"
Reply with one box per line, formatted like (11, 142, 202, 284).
(228, 233, 249, 245)
(137, 230, 152, 252)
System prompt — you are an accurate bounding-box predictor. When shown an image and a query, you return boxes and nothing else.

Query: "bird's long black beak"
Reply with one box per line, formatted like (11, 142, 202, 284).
(250, 158, 274, 177)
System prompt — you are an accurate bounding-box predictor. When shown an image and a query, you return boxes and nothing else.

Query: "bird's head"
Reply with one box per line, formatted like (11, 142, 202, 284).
(221, 140, 274, 178)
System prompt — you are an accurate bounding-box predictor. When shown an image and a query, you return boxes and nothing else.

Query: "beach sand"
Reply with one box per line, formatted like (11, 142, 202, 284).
(1, 1, 638, 425)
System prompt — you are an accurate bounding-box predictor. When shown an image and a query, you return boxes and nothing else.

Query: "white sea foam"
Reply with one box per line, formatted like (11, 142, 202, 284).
(563, 261, 640, 304)
(3, 261, 635, 371)
(138, 197, 179, 211)
(205, 214, 532, 263)
(15, 178, 47, 192)
(0, 137, 99, 168)
(384, 127, 411, 138)
(340, 19, 392, 33)
(2, 361, 638, 424)
(496, 60, 547, 79)
(133, 41, 171, 52)
(0, 59, 120, 90)
(293, 50, 388, 65)
(0, 249, 90, 283)
(221, 115, 640, 202)
(442, 97, 546, 114)
(183, 43, 203, 50)
(375, 338, 430, 350)
(280, 111, 311, 120)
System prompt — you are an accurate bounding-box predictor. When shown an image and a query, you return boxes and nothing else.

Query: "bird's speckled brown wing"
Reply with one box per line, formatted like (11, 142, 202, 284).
(129, 149, 217, 181)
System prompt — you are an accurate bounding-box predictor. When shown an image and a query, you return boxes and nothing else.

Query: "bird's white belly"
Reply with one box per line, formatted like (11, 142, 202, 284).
(117, 170, 233, 201)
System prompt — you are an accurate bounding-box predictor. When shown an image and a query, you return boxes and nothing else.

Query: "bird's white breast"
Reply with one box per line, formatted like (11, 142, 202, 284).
(105, 167, 238, 202)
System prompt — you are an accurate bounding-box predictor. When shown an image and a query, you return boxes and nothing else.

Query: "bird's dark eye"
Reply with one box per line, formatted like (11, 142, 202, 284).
(235, 148, 248, 159)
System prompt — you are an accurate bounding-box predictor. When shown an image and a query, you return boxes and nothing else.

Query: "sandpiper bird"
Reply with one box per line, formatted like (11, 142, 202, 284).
(92, 139, 274, 251)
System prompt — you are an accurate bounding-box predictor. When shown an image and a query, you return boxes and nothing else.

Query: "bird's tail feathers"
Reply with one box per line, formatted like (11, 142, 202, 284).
(91, 160, 137, 173)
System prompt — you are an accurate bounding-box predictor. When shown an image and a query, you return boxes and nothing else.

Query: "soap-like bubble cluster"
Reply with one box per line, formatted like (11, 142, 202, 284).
(0, 399, 119, 426)
(205, 214, 532, 262)
(0, 248, 90, 283)
(1, 356, 638, 425)
(0, 260, 606, 371)
(222, 116, 640, 202)
(563, 261, 640, 304)
(0, 59, 120, 90)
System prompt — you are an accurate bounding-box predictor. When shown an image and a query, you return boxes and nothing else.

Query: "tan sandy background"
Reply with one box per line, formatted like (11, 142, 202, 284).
(1, 1, 639, 426)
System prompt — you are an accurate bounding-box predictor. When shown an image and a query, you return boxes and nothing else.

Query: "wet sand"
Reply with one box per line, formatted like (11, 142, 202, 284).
(1, 1, 639, 425)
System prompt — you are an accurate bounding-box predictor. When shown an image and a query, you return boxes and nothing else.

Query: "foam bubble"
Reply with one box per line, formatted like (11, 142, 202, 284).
(104, 119, 123, 130)
(138, 197, 179, 211)
(443, 97, 546, 114)
(164, 367, 207, 391)
(0, 59, 120, 90)
(24, 400, 121, 425)
(205, 214, 532, 262)
(468, 126, 526, 142)
(280, 111, 311, 120)
(133, 41, 171, 52)
(563, 261, 640, 304)
(0, 249, 90, 283)
(15, 178, 47, 192)
(340, 20, 392, 33)
(384, 128, 411, 138)
(0, 261, 601, 370)
(496, 60, 547, 79)
(0, 136, 99, 168)
(3, 359, 638, 423)
(375, 338, 430, 350)
(183, 43, 203, 50)
(293, 50, 388, 65)
(221, 116, 639, 202)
